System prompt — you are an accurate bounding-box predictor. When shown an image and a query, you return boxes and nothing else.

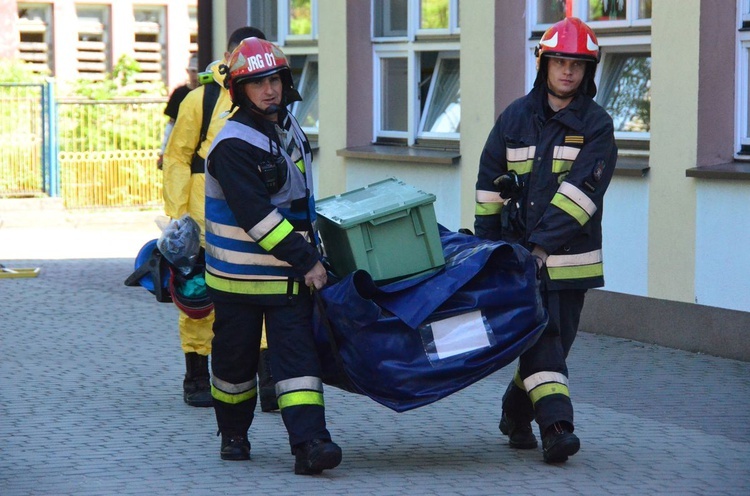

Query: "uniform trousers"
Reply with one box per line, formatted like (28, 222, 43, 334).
(209, 288, 331, 448)
(502, 281, 587, 433)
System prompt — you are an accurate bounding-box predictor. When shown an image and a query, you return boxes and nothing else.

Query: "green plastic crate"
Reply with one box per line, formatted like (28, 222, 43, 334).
(315, 178, 445, 282)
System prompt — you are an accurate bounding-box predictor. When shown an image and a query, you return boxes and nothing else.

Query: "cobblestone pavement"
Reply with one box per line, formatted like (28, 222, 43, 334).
(1, 205, 749, 495)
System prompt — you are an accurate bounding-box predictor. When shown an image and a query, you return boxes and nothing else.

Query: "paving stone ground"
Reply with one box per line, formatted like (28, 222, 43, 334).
(1, 203, 749, 495)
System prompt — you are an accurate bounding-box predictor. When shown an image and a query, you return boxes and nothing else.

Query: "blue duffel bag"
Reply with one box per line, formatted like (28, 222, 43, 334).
(312, 226, 548, 412)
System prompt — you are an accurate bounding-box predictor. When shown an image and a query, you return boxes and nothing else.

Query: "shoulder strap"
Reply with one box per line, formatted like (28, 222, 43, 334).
(194, 82, 221, 156)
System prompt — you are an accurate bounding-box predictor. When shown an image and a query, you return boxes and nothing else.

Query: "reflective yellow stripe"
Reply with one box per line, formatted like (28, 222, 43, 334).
(278, 391, 324, 409)
(206, 272, 299, 295)
(476, 202, 503, 215)
(211, 384, 256, 404)
(258, 219, 294, 251)
(249, 209, 286, 241)
(552, 159, 573, 174)
(295, 158, 305, 173)
(547, 263, 603, 280)
(551, 193, 590, 225)
(528, 382, 570, 406)
(508, 160, 533, 175)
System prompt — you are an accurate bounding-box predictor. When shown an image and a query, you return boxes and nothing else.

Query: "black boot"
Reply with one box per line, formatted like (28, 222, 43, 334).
(183, 352, 213, 407)
(499, 411, 538, 449)
(293, 439, 342, 475)
(257, 348, 278, 412)
(220, 432, 251, 461)
(542, 421, 580, 463)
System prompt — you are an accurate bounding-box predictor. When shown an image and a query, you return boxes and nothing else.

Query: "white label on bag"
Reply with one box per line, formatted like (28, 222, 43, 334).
(430, 310, 490, 359)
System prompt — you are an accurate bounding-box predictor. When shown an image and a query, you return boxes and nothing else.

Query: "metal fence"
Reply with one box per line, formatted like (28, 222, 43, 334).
(0, 82, 167, 208)
(0, 83, 45, 196)
(57, 98, 166, 208)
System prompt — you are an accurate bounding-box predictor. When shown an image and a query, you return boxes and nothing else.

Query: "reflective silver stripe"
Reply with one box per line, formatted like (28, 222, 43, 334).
(248, 209, 286, 241)
(553, 145, 580, 161)
(506, 146, 536, 162)
(206, 219, 253, 241)
(557, 182, 597, 217)
(476, 190, 503, 203)
(208, 245, 292, 267)
(523, 371, 568, 392)
(547, 249, 602, 268)
(212, 375, 257, 394)
(275, 376, 323, 395)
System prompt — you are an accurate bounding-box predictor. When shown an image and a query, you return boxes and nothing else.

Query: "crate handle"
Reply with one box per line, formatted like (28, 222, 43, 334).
(368, 209, 409, 226)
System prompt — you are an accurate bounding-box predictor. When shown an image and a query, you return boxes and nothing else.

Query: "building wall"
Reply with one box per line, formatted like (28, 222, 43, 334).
(647, 0, 700, 304)
(6, 0, 196, 91)
(0, 0, 19, 59)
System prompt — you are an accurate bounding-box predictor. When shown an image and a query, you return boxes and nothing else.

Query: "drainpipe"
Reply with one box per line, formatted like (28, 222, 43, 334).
(197, 0, 213, 73)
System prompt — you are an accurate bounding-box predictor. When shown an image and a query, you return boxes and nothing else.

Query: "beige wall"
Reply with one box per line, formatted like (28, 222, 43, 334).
(647, 0, 700, 303)
(316, 0, 350, 198)
(458, 0, 497, 230)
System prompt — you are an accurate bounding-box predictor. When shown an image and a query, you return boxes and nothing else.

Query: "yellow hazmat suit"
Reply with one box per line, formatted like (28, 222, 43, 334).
(162, 62, 233, 356)
(162, 62, 269, 358)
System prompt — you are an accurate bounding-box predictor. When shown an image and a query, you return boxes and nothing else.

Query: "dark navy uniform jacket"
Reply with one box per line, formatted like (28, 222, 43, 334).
(475, 86, 617, 290)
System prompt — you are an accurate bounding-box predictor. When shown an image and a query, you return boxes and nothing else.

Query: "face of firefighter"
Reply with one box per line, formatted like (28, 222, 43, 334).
(242, 74, 283, 119)
(546, 56, 586, 104)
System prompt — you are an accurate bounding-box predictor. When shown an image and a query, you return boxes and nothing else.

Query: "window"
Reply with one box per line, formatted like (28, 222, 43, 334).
(188, 6, 198, 56)
(249, 0, 279, 41)
(373, 0, 461, 146)
(528, 1, 651, 148)
(17, 3, 53, 75)
(737, 0, 750, 156)
(290, 56, 319, 133)
(596, 50, 651, 138)
(76, 6, 110, 81)
(133, 6, 166, 86)
(249, 1, 319, 135)
(530, 0, 652, 31)
(419, 53, 460, 136)
(248, 0, 318, 44)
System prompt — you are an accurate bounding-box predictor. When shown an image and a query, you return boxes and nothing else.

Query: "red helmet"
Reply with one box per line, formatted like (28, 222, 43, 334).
(222, 37, 301, 105)
(168, 266, 213, 320)
(535, 17, 600, 63)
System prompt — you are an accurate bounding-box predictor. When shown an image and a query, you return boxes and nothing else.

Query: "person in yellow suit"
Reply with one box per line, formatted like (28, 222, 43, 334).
(162, 26, 277, 409)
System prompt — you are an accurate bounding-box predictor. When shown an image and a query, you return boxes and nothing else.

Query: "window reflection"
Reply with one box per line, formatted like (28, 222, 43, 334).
(382, 58, 408, 132)
(290, 0, 311, 35)
(422, 58, 461, 133)
(421, 0, 449, 29)
(589, 0, 627, 21)
(597, 52, 651, 133)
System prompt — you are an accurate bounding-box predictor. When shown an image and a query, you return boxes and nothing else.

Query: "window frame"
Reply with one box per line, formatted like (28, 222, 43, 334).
(290, 54, 320, 136)
(278, 0, 319, 44)
(372, 1, 461, 145)
(17, 2, 54, 75)
(415, 0, 461, 37)
(418, 51, 460, 139)
(529, 0, 652, 33)
(595, 41, 651, 143)
(736, 0, 750, 157)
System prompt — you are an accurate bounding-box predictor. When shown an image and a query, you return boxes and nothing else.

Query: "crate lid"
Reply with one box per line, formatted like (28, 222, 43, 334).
(315, 178, 436, 228)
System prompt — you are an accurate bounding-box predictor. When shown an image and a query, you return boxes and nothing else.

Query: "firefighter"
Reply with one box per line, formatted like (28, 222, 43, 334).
(204, 37, 342, 475)
(161, 26, 278, 410)
(474, 17, 617, 463)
